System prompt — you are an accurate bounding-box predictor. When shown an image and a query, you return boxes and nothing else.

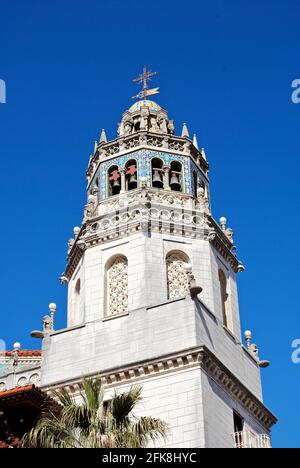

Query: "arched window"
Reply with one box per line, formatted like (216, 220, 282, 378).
(166, 251, 190, 299)
(106, 256, 128, 317)
(193, 171, 198, 197)
(218, 270, 231, 330)
(169, 161, 183, 192)
(94, 177, 99, 200)
(151, 158, 164, 188)
(108, 165, 121, 196)
(74, 278, 81, 324)
(125, 159, 137, 191)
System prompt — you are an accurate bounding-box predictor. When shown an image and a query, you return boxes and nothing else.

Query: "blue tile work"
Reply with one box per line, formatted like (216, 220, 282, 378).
(190, 159, 210, 201)
(0, 363, 8, 376)
(97, 150, 195, 200)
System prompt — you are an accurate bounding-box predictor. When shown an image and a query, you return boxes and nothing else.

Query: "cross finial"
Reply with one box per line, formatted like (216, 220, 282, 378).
(132, 66, 159, 100)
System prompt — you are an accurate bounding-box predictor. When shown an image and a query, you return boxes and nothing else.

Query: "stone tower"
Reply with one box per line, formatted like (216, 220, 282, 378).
(37, 80, 276, 447)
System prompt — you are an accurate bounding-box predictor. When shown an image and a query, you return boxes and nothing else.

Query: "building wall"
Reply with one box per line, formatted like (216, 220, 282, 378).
(66, 231, 241, 332)
(201, 371, 269, 448)
(101, 367, 205, 448)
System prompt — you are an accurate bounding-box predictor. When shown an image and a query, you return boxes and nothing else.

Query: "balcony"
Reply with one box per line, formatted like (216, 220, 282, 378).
(233, 431, 271, 448)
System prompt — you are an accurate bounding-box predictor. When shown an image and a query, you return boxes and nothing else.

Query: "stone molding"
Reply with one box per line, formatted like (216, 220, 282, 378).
(64, 189, 241, 281)
(43, 345, 277, 431)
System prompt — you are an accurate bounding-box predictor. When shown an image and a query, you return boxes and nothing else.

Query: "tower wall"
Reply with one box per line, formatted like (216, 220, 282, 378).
(37, 97, 277, 447)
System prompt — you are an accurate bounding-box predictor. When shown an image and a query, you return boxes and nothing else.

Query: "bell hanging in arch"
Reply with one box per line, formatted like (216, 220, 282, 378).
(112, 178, 121, 195)
(170, 172, 181, 191)
(152, 169, 163, 188)
(128, 173, 137, 190)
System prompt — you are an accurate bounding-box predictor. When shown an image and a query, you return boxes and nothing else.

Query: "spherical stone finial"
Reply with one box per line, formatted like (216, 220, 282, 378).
(88, 194, 95, 203)
(49, 303, 56, 313)
(244, 330, 252, 340)
(13, 342, 21, 350)
(219, 216, 227, 225)
(73, 227, 80, 237)
(197, 187, 205, 197)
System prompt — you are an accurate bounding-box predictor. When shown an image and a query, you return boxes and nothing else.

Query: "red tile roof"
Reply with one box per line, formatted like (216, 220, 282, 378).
(0, 384, 34, 398)
(4, 350, 41, 357)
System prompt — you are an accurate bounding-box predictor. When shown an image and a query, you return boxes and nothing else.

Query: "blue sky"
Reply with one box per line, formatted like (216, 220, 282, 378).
(0, 0, 299, 447)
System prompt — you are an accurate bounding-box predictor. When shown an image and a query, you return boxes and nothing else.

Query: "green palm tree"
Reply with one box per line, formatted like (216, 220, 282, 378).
(22, 378, 168, 448)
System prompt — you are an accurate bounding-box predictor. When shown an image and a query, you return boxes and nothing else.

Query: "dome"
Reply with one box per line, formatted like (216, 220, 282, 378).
(128, 100, 162, 113)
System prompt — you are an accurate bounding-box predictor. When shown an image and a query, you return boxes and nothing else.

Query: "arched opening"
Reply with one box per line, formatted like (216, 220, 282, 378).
(166, 251, 190, 299)
(134, 120, 140, 132)
(108, 165, 121, 196)
(193, 171, 198, 197)
(197, 179, 206, 198)
(169, 161, 183, 192)
(125, 159, 137, 191)
(151, 158, 164, 188)
(105, 255, 128, 317)
(92, 177, 99, 201)
(74, 278, 81, 324)
(218, 270, 231, 330)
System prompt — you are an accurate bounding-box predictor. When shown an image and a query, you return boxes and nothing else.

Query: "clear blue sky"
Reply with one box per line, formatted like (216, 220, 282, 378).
(1, 0, 299, 448)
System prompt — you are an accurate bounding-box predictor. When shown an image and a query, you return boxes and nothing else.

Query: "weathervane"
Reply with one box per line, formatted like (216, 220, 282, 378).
(132, 66, 159, 100)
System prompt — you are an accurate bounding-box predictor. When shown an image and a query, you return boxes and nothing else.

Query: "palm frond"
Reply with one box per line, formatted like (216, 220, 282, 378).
(22, 380, 167, 449)
(110, 385, 143, 427)
(125, 416, 168, 448)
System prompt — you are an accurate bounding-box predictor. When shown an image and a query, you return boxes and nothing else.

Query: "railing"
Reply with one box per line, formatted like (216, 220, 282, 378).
(233, 431, 271, 448)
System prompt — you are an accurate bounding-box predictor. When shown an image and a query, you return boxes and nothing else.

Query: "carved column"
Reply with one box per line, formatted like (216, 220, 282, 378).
(119, 167, 126, 193)
(163, 165, 171, 190)
(118, 138, 125, 152)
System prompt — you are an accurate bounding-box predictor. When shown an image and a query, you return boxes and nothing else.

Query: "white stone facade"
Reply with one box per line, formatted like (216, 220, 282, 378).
(3, 97, 276, 448)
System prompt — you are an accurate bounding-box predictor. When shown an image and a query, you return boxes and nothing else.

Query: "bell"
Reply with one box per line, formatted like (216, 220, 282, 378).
(128, 173, 137, 190)
(170, 172, 181, 191)
(112, 179, 120, 195)
(152, 169, 163, 188)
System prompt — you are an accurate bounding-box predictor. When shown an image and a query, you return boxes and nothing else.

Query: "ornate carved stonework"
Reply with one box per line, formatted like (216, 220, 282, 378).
(166, 254, 189, 299)
(107, 256, 128, 317)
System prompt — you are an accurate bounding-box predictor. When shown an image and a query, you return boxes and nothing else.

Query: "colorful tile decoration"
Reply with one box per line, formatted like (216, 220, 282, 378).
(90, 149, 208, 200)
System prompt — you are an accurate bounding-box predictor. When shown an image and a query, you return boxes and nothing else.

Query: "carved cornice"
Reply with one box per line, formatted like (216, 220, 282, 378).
(207, 216, 242, 273)
(63, 190, 213, 281)
(43, 346, 277, 431)
(63, 190, 242, 281)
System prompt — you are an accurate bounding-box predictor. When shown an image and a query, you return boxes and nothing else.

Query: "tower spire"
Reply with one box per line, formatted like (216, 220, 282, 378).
(132, 66, 159, 100)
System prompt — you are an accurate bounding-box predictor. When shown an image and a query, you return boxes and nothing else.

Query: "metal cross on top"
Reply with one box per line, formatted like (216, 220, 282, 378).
(132, 66, 159, 100)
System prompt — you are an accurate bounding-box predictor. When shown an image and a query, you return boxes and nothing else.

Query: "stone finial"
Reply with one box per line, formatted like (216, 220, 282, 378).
(73, 226, 81, 238)
(201, 148, 207, 160)
(185, 265, 202, 299)
(12, 342, 21, 367)
(193, 134, 199, 149)
(168, 120, 175, 135)
(59, 275, 69, 284)
(140, 176, 148, 189)
(245, 330, 252, 349)
(100, 129, 107, 144)
(219, 217, 227, 231)
(94, 141, 98, 154)
(48, 303, 56, 330)
(197, 186, 205, 198)
(118, 121, 124, 137)
(68, 238, 75, 254)
(244, 329, 269, 367)
(13, 342, 21, 351)
(181, 123, 190, 138)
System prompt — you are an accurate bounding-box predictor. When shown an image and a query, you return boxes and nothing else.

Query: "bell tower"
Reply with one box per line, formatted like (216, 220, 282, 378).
(40, 70, 277, 448)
